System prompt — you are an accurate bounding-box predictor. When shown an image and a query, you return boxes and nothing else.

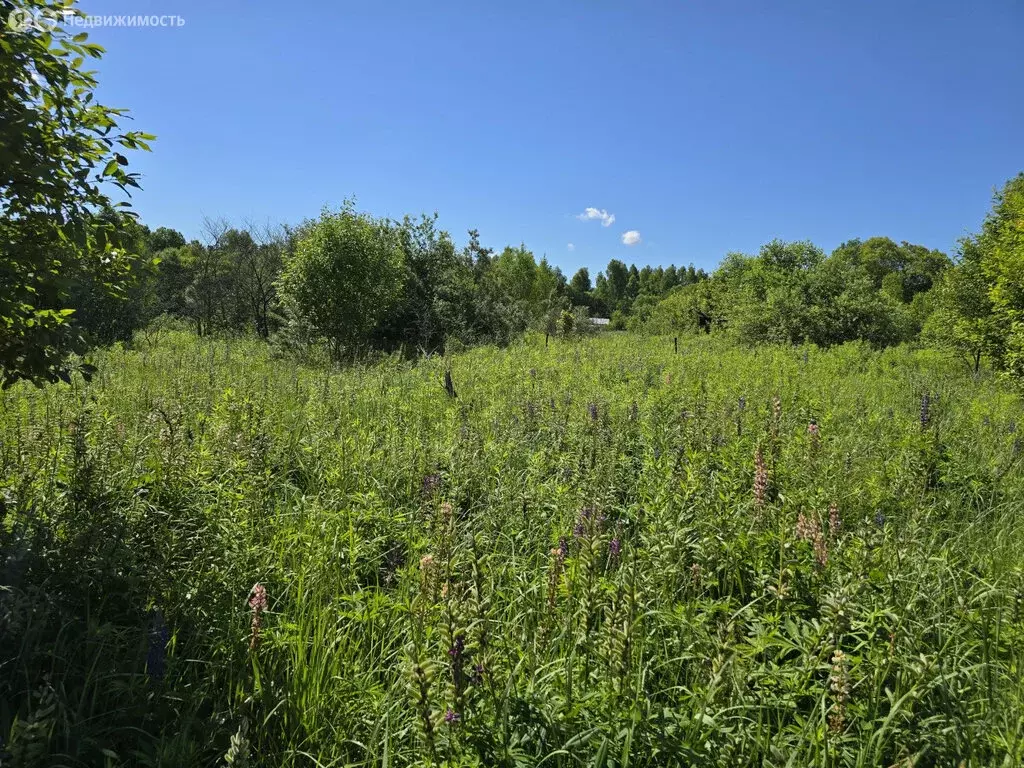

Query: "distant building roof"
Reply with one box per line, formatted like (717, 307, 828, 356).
(589, 317, 610, 326)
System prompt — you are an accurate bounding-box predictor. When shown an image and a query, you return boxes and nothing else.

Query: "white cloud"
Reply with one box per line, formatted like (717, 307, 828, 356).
(577, 207, 615, 227)
(621, 230, 642, 246)
(567, 243, 575, 251)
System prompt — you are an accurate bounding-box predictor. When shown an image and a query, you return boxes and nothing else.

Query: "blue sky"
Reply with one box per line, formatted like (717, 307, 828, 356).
(86, 0, 1023, 276)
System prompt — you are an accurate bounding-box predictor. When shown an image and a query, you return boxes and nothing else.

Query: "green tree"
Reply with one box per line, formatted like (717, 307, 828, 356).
(569, 267, 592, 298)
(1, 0, 154, 386)
(661, 264, 679, 293)
(378, 214, 475, 350)
(277, 204, 404, 358)
(149, 226, 186, 252)
(924, 239, 998, 373)
(977, 174, 1024, 379)
(604, 259, 629, 312)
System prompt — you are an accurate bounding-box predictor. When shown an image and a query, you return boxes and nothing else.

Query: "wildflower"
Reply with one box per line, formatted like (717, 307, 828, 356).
(448, 635, 465, 660)
(588, 402, 599, 421)
(828, 503, 841, 538)
(419, 554, 437, 599)
(796, 513, 828, 568)
(422, 472, 442, 497)
(828, 649, 850, 733)
(444, 708, 460, 724)
(807, 420, 820, 451)
(248, 583, 268, 651)
(440, 501, 454, 525)
(558, 536, 569, 559)
(813, 534, 829, 568)
(753, 447, 768, 510)
(609, 537, 622, 559)
(875, 510, 886, 528)
(920, 392, 931, 429)
(471, 662, 486, 685)
(573, 520, 585, 538)
(795, 512, 817, 542)
(448, 634, 466, 690)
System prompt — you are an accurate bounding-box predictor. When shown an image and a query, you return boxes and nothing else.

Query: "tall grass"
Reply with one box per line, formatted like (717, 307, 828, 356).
(1, 331, 1022, 766)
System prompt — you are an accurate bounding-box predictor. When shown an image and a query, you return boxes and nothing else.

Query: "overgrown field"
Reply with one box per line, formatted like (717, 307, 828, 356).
(2, 331, 1023, 767)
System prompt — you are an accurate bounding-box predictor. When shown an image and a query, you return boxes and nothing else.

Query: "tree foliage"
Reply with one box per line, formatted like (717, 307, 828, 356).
(0, 0, 154, 386)
(276, 204, 404, 358)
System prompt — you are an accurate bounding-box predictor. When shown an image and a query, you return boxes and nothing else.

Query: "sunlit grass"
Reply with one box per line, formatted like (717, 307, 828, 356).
(1, 330, 1022, 766)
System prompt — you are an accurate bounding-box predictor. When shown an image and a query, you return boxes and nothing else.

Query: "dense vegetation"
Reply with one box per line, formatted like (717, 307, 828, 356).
(37, 172, 1024, 389)
(2, 333, 1023, 766)
(4, 4, 1024, 766)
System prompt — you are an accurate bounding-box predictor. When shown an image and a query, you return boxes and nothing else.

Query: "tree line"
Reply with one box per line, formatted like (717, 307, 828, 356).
(633, 173, 1024, 382)
(71, 206, 709, 357)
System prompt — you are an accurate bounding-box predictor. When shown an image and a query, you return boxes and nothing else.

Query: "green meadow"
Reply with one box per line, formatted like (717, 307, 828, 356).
(2, 331, 1022, 766)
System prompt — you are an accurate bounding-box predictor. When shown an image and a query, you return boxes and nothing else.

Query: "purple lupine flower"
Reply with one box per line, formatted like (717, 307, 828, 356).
(573, 520, 585, 538)
(444, 708, 460, 724)
(609, 538, 622, 559)
(875, 511, 886, 528)
(471, 662, 486, 685)
(448, 635, 465, 660)
(920, 393, 931, 429)
(422, 472, 442, 497)
(558, 536, 569, 558)
(588, 403, 599, 421)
